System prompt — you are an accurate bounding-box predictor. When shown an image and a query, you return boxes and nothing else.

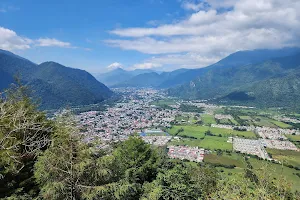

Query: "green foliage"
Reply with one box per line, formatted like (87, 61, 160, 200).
(34, 114, 91, 200)
(0, 83, 53, 199)
(168, 52, 300, 108)
(142, 164, 217, 200)
(0, 50, 113, 110)
(211, 164, 297, 199)
(179, 104, 204, 113)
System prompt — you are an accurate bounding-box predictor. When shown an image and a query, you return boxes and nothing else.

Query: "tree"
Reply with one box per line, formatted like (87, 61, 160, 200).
(113, 136, 163, 184)
(141, 164, 217, 200)
(34, 114, 91, 200)
(0, 82, 53, 198)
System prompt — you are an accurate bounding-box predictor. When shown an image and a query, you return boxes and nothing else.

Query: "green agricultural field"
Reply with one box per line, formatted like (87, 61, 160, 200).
(218, 119, 231, 124)
(286, 134, 300, 141)
(169, 138, 201, 147)
(150, 99, 177, 106)
(266, 149, 300, 168)
(209, 127, 256, 138)
(201, 114, 216, 125)
(169, 135, 232, 151)
(168, 125, 256, 138)
(239, 115, 252, 120)
(253, 116, 278, 128)
(269, 119, 292, 128)
(177, 126, 206, 139)
(175, 115, 190, 122)
(237, 115, 291, 128)
(199, 136, 233, 151)
(204, 153, 245, 168)
(230, 119, 239, 125)
(218, 118, 239, 125)
(167, 125, 205, 139)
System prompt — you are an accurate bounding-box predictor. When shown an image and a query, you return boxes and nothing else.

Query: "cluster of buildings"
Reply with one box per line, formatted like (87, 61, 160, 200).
(233, 138, 270, 159)
(274, 116, 300, 124)
(168, 146, 205, 162)
(141, 136, 172, 146)
(211, 124, 234, 130)
(215, 114, 233, 120)
(73, 88, 300, 165)
(261, 139, 298, 151)
(211, 124, 254, 131)
(256, 126, 300, 138)
(256, 127, 287, 140)
(76, 89, 179, 142)
(233, 136, 299, 160)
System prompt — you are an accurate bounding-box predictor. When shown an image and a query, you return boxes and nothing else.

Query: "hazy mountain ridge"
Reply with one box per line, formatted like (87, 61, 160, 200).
(111, 68, 189, 88)
(0, 50, 113, 109)
(160, 48, 300, 88)
(168, 51, 300, 108)
(95, 68, 160, 86)
(107, 48, 300, 89)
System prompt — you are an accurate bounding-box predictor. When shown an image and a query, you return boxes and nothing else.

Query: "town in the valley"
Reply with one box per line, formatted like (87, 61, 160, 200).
(73, 88, 300, 165)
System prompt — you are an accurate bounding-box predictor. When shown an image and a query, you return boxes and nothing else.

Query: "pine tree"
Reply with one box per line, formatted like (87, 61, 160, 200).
(0, 82, 52, 198)
(34, 114, 91, 200)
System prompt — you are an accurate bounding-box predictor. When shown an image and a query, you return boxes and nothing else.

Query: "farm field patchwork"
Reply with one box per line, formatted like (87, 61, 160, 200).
(269, 119, 292, 128)
(201, 114, 216, 125)
(253, 116, 278, 128)
(169, 136, 232, 151)
(204, 153, 245, 168)
(167, 125, 205, 139)
(286, 134, 300, 141)
(239, 116, 252, 120)
(169, 138, 201, 147)
(150, 99, 177, 106)
(168, 125, 256, 138)
(199, 136, 233, 151)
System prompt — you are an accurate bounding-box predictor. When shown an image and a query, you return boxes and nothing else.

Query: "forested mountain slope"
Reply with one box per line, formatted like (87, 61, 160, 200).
(0, 49, 112, 109)
(168, 52, 300, 108)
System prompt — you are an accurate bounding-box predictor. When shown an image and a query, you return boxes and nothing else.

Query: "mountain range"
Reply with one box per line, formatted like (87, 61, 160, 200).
(168, 49, 300, 108)
(0, 49, 113, 109)
(95, 68, 161, 87)
(2, 47, 300, 109)
(97, 47, 300, 108)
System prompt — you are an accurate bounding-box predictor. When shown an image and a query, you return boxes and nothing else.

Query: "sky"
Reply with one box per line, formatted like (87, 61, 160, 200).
(0, 0, 300, 74)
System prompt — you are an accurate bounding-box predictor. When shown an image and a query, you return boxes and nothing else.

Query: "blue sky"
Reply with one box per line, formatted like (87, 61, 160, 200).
(1, 0, 300, 74)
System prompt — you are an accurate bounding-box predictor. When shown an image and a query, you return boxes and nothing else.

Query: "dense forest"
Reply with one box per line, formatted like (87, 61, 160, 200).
(0, 84, 299, 199)
(0, 50, 113, 110)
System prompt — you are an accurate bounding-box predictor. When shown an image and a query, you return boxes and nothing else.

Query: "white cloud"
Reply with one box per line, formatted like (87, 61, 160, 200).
(107, 62, 123, 70)
(36, 38, 73, 48)
(182, 1, 203, 11)
(106, 0, 300, 70)
(0, 27, 86, 52)
(0, 8, 6, 13)
(130, 62, 162, 70)
(130, 53, 222, 72)
(0, 27, 32, 50)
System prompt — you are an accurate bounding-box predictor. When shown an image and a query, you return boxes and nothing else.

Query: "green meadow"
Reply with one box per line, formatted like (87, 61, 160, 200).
(167, 125, 256, 138)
